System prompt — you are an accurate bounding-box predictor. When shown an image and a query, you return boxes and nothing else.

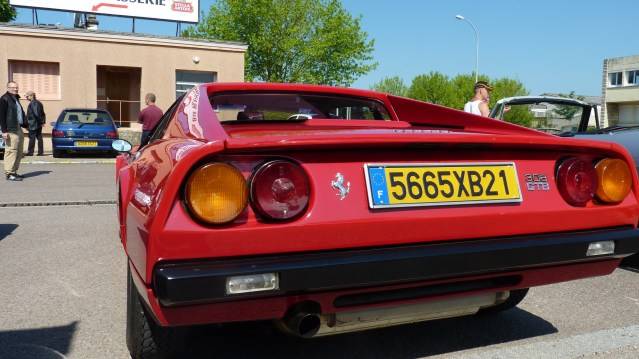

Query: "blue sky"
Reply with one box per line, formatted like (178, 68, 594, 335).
(13, 0, 638, 96)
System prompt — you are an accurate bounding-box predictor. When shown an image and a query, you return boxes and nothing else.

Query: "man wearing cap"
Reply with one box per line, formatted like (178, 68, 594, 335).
(25, 90, 46, 156)
(463, 81, 492, 117)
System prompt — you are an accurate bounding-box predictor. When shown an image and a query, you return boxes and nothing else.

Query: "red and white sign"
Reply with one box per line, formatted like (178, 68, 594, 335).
(10, 0, 200, 23)
(172, 1, 193, 13)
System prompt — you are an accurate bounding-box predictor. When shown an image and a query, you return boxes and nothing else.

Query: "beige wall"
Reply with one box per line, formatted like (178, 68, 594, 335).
(606, 87, 639, 103)
(0, 27, 245, 133)
(607, 56, 639, 74)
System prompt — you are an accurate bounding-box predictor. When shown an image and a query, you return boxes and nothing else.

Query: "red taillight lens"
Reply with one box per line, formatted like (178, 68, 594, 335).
(556, 157, 598, 206)
(52, 130, 64, 137)
(106, 131, 118, 139)
(250, 160, 310, 220)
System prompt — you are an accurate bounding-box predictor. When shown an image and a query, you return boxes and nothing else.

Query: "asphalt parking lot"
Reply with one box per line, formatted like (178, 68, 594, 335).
(1, 161, 639, 358)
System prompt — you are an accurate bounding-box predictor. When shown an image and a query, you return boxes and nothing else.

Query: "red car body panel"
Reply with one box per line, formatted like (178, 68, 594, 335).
(116, 83, 639, 328)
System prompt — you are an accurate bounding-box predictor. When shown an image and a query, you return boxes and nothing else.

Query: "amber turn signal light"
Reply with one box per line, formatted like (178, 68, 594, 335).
(185, 163, 248, 224)
(595, 158, 632, 204)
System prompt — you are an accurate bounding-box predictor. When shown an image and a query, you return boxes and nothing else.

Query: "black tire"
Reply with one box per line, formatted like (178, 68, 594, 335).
(126, 264, 188, 359)
(479, 288, 529, 314)
(52, 149, 63, 158)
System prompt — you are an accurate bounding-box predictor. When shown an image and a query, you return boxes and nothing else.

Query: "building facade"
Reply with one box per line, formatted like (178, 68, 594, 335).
(602, 55, 639, 126)
(0, 23, 247, 135)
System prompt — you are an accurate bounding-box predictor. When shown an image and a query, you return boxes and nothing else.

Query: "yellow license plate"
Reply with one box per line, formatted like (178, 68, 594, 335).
(365, 163, 522, 208)
(75, 141, 98, 147)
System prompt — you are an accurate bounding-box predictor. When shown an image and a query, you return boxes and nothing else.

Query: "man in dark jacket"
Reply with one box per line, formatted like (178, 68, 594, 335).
(25, 90, 46, 156)
(0, 81, 27, 181)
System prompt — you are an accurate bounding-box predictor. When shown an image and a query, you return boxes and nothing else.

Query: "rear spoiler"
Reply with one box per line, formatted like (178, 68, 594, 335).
(388, 95, 551, 137)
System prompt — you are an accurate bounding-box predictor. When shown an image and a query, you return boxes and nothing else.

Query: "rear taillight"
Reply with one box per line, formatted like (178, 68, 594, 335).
(595, 158, 632, 204)
(52, 130, 64, 138)
(250, 160, 310, 220)
(556, 157, 598, 207)
(185, 163, 248, 224)
(106, 131, 118, 139)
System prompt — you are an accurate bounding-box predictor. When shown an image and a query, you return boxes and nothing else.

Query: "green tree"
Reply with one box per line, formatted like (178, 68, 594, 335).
(402, 72, 532, 127)
(489, 77, 529, 109)
(407, 72, 455, 106)
(0, 0, 16, 22)
(370, 76, 408, 97)
(184, 0, 376, 86)
(553, 91, 585, 120)
(489, 77, 533, 127)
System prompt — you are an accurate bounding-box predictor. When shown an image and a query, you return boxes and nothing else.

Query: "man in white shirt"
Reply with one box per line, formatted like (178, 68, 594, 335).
(463, 81, 492, 117)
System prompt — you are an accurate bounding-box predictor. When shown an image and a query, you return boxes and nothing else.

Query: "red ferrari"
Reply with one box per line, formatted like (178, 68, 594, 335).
(114, 83, 639, 358)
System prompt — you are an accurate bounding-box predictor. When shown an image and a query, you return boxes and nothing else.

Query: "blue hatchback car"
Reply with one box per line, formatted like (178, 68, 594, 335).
(51, 109, 119, 157)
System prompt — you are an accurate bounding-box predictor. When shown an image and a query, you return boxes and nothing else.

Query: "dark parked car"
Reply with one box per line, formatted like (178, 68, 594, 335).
(0, 136, 4, 159)
(51, 109, 119, 157)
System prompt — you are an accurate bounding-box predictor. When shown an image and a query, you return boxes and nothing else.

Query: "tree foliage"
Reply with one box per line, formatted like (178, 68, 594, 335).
(370, 76, 408, 97)
(184, 0, 376, 86)
(407, 72, 455, 106)
(491, 77, 533, 127)
(553, 91, 585, 120)
(0, 0, 16, 22)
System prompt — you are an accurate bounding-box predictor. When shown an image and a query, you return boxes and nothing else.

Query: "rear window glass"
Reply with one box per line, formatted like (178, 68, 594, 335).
(210, 93, 391, 122)
(59, 111, 114, 126)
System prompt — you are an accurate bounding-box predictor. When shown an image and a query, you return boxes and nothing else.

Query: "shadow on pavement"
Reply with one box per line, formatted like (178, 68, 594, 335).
(0, 224, 18, 242)
(22, 170, 52, 179)
(0, 321, 78, 359)
(186, 308, 557, 358)
(621, 253, 639, 272)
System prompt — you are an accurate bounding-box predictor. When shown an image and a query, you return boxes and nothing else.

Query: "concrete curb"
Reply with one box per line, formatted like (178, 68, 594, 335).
(0, 200, 116, 207)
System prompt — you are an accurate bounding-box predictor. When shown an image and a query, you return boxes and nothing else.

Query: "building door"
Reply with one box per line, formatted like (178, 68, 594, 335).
(97, 66, 141, 127)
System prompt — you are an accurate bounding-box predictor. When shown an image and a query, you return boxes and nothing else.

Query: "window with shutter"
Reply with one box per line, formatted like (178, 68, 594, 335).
(8, 61, 61, 100)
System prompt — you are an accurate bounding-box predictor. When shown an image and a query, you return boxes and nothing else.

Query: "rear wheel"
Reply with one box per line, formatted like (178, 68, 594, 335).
(126, 264, 188, 359)
(52, 149, 63, 158)
(479, 288, 529, 314)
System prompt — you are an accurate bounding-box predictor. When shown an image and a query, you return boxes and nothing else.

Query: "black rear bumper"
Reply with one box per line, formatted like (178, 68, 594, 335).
(154, 227, 639, 307)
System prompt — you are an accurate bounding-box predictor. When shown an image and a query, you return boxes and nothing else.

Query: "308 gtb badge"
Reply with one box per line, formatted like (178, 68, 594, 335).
(524, 173, 550, 191)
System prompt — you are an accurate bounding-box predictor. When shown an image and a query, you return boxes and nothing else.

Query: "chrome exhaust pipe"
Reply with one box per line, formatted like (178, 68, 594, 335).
(277, 311, 322, 338)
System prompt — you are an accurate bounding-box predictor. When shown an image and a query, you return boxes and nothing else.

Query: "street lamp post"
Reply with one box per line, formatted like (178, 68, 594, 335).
(455, 14, 479, 84)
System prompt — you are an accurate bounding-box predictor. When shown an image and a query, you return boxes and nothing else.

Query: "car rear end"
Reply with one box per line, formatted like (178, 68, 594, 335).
(52, 109, 118, 155)
(133, 134, 639, 335)
(125, 87, 639, 345)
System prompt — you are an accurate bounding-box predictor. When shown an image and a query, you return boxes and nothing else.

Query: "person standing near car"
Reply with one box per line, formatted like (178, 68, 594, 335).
(138, 93, 163, 146)
(463, 81, 493, 117)
(0, 81, 27, 181)
(25, 90, 46, 156)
